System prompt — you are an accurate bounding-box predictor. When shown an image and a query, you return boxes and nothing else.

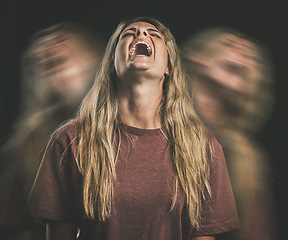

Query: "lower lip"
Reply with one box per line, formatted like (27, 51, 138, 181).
(129, 54, 150, 61)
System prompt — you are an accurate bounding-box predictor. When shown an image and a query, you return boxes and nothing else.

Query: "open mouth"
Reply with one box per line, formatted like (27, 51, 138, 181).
(130, 41, 152, 60)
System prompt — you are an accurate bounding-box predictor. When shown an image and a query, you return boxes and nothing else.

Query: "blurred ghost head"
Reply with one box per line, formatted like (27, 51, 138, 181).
(21, 22, 105, 113)
(182, 27, 274, 136)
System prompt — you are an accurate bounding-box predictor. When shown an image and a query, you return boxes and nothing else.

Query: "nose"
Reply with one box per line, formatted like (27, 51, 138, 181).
(135, 28, 148, 37)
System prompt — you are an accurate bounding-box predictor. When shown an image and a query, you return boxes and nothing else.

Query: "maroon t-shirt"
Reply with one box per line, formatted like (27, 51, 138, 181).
(28, 121, 239, 239)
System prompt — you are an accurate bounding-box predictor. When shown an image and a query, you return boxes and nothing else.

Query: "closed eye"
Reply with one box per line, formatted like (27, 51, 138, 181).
(148, 29, 162, 39)
(121, 27, 163, 39)
(121, 27, 137, 38)
(122, 32, 134, 38)
(150, 33, 162, 38)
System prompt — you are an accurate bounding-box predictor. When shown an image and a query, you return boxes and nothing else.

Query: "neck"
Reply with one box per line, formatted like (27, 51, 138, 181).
(117, 78, 164, 129)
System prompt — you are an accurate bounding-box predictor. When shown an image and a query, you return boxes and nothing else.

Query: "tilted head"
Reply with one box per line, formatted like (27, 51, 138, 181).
(182, 27, 274, 134)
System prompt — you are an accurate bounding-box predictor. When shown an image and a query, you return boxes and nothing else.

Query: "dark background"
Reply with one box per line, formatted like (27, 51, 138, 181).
(1, 0, 287, 239)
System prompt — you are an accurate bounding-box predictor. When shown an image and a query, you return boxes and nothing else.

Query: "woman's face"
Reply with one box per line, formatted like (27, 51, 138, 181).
(191, 34, 261, 126)
(114, 21, 169, 82)
(28, 32, 97, 105)
(197, 34, 260, 95)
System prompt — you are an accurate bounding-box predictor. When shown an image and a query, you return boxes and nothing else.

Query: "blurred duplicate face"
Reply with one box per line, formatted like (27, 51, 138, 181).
(190, 34, 262, 126)
(28, 31, 98, 106)
(114, 21, 169, 84)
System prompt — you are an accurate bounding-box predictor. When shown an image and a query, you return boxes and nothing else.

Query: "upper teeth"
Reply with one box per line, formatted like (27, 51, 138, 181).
(130, 41, 152, 55)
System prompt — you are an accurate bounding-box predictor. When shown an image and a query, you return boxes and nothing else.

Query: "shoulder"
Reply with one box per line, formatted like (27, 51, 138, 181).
(206, 135, 227, 181)
(206, 133, 225, 163)
(39, 120, 80, 170)
(212, 136, 224, 158)
(53, 120, 79, 141)
(48, 120, 79, 152)
(194, 135, 240, 236)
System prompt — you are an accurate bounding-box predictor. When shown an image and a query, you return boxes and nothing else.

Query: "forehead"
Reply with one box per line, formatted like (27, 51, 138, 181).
(217, 34, 255, 50)
(33, 32, 71, 48)
(123, 21, 158, 31)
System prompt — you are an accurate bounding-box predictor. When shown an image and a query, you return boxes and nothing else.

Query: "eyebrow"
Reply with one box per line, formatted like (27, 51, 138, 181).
(122, 27, 160, 34)
(122, 27, 137, 33)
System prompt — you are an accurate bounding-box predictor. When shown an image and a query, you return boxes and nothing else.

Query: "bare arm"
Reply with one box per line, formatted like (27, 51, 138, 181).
(46, 221, 77, 240)
(191, 236, 215, 240)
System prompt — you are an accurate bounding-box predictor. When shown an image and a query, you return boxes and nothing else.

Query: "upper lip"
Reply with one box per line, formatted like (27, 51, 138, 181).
(129, 39, 152, 57)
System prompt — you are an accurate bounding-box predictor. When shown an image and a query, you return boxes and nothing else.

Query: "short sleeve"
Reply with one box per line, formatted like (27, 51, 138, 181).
(192, 138, 240, 236)
(27, 121, 82, 224)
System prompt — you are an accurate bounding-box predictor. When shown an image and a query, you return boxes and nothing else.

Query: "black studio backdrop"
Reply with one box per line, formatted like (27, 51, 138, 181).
(1, 1, 287, 239)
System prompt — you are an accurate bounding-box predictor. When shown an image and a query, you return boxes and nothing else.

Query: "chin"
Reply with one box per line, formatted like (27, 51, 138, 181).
(128, 61, 151, 71)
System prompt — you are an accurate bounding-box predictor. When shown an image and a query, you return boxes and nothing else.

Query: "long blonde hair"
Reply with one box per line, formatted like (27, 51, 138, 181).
(75, 17, 212, 229)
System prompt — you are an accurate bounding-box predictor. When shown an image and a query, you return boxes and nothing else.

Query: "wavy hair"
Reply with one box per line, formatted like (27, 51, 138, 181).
(75, 17, 212, 229)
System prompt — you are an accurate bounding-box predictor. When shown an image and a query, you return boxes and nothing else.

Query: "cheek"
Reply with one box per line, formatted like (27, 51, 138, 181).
(114, 44, 125, 73)
(162, 43, 169, 66)
(156, 45, 169, 67)
(162, 50, 169, 73)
